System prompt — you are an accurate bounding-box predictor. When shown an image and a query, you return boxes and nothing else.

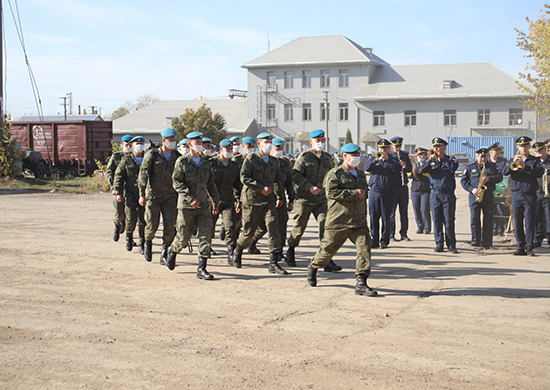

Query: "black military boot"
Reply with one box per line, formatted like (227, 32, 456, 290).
(165, 246, 177, 270)
(248, 239, 261, 254)
(307, 263, 317, 287)
(144, 240, 153, 262)
(324, 259, 342, 272)
(113, 224, 121, 242)
(160, 245, 168, 266)
(268, 253, 288, 275)
(220, 225, 226, 241)
(125, 233, 133, 252)
(227, 245, 235, 265)
(355, 274, 378, 297)
(197, 257, 214, 280)
(138, 236, 145, 255)
(233, 245, 243, 268)
(285, 246, 296, 267)
(120, 220, 125, 234)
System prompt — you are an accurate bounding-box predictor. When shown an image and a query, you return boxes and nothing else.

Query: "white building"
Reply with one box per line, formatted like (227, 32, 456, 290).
(243, 35, 536, 155)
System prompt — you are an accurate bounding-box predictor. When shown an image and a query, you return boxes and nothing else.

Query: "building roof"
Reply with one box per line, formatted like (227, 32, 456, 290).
(113, 98, 255, 135)
(355, 63, 528, 101)
(16, 115, 104, 121)
(242, 35, 388, 68)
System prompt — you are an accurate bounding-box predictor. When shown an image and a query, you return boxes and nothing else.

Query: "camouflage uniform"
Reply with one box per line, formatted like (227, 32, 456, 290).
(311, 165, 371, 276)
(138, 148, 180, 247)
(114, 154, 145, 239)
(107, 151, 127, 228)
(171, 155, 220, 257)
(289, 149, 335, 246)
(231, 153, 247, 231)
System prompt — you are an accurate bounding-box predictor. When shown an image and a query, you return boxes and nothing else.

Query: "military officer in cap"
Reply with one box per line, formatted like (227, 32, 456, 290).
(307, 143, 377, 297)
(113, 136, 147, 253)
(365, 139, 402, 249)
(533, 141, 550, 247)
(460, 147, 503, 249)
(409, 147, 431, 234)
(107, 134, 133, 242)
(286, 129, 341, 272)
(138, 127, 181, 263)
(164, 132, 220, 279)
(502, 136, 544, 255)
(389, 136, 412, 241)
(420, 137, 459, 253)
(177, 139, 189, 156)
(232, 133, 287, 274)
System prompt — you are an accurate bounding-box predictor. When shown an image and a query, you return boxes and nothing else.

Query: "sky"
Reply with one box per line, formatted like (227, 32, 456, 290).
(2, 0, 546, 119)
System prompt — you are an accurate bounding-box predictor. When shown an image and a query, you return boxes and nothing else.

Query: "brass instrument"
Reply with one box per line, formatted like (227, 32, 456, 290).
(374, 151, 384, 161)
(428, 148, 437, 159)
(475, 164, 487, 202)
(544, 168, 550, 198)
(510, 149, 525, 171)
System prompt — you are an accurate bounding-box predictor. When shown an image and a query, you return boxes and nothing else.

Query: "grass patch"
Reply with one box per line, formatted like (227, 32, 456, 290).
(0, 174, 110, 194)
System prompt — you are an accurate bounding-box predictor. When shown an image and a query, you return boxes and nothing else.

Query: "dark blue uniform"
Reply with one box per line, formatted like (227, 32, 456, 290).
(409, 165, 431, 234)
(420, 155, 459, 250)
(365, 156, 401, 247)
(389, 150, 412, 240)
(490, 156, 508, 235)
(460, 162, 503, 247)
(502, 156, 544, 251)
(535, 156, 550, 246)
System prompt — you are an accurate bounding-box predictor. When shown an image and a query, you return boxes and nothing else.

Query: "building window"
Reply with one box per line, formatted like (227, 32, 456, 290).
(284, 138, 295, 155)
(302, 103, 312, 121)
(373, 111, 385, 126)
(444, 109, 457, 126)
(404, 110, 416, 127)
(339, 69, 349, 87)
(302, 70, 311, 88)
(284, 71, 293, 89)
(320, 70, 330, 88)
(284, 104, 293, 121)
(267, 104, 276, 120)
(477, 109, 490, 126)
(339, 103, 349, 121)
(338, 137, 346, 150)
(509, 108, 523, 125)
(320, 103, 330, 121)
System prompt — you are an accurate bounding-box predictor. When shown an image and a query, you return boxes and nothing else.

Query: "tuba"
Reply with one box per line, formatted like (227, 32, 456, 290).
(475, 164, 487, 202)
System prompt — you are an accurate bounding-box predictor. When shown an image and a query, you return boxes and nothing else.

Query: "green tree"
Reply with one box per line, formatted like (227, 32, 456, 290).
(345, 129, 353, 145)
(172, 104, 227, 146)
(516, 5, 550, 133)
(0, 121, 20, 177)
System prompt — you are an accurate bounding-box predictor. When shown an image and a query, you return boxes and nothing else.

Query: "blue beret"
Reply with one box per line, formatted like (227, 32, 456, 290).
(272, 138, 285, 147)
(177, 139, 188, 146)
(161, 127, 177, 138)
(310, 129, 325, 138)
(242, 137, 256, 145)
(516, 136, 531, 145)
(257, 132, 272, 140)
(202, 137, 212, 143)
(341, 143, 361, 153)
(286, 153, 292, 157)
(378, 139, 391, 147)
(229, 136, 239, 142)
(187, 132, 203, 140)
(130, 136, 145, 143)
(121, 135, 133, 142)
(432, 137, 447, 146)
(219, 139, 233, 147)
(390, 137, 403, 145)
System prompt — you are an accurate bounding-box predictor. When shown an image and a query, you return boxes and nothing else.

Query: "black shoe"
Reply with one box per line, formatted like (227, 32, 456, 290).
(401, 235, 411, 241)
(248, 240, 261, 254)
(390, 236, 400, 242)
(416, 229, 423, 234)
(307, 263, 317, 287)
(233, 245, 243, 268)
(355, 274, 378, 297)
(144, 240, 153, 262)
(534, 242, 542, 248)
(227, 245, 235, 265)
(220, 226, 226, 241)
(470, 243, 481, 247)
(450, 248, 459, 254)
(425, 230, 431, 234)
(513, 248, 526, 256)
(526, 248, 536, 256)
(138, 237, 145, 255)
(371, 243, 380, 249)
(434, 246, 444, 252)
(197, 257, 214, 280)
(482, 246, 493, 250)
(165, 246, 177, 270)
(323, 259, 342, 272)
(160, 246, 168, 266)
(125, 233, 133, 252)
(268, 253, 288, 275)
(113, 224, 121, 242)
(380, 243, 388, 249)
(285, 246, 296, 266)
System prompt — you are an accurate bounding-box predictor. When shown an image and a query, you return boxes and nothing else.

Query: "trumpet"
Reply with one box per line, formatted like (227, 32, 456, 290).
(428, 148, 438, 159)
(374, 151, 384, 161)
(510, 149, 525, 171)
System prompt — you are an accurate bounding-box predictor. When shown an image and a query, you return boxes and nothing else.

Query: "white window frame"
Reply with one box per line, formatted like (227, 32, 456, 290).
(284, 71, 294, 89)
(267, 104, 276, 121)
(373, 111, 385, 127)
(338, 137, 346, 150)
(444, 110, 457, 126)
(266, 71, 276, 89)
(320, 70, 330, 88)
(405, 110, 417, 127)
(339, 69, 349, 87)
(303, 103, 312, 121)
(284, 138, 295, 155)
(302, 70, 311, 88)
(320, 103, 330, 121)
(339, 103, 349, 121)
(477, 109, 491, 126)
(284, 104, 294, 121)
(509, 108, 523, 126)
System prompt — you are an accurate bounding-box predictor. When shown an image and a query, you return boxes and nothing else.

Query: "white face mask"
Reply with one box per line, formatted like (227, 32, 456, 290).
(203, 149, 212, 156)
(262, 143, 273, 154)
(179, 147, 189, 155)
(223, 151, 234, 159)
(134, 144, 145, 154)
(273, 150, 284, 159)
(233, 145, 240, 153)
(123, 146, 133, 154)
(166, 141, 177, 150)
(192, 144, 203, 153)
(313, 142, 325, 152)
(243, 147, 252, 155)
(348, 156, 361, 168)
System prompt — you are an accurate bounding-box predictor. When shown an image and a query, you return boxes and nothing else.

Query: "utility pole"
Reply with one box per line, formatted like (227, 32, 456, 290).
(67, 92, 73, 115)
(60, 96, 68, 120)
(323, 91, 329, 152)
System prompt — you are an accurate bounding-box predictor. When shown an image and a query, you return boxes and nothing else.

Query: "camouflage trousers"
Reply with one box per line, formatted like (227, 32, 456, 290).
(211, 203, 238, 246)
(172, 206, 213, 258)
(311, 226, 372, 276)
(287, 201, 327, 247)
(237, 203, 281, 253)
(144, 195, 177, 246)
(253, 202, 289, 246)
(124, 195, 145, 237)
(113, 196, 126, 226)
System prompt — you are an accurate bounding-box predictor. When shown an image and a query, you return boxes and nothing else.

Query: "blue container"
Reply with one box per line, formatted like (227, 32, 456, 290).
(447, 136, 515, 160)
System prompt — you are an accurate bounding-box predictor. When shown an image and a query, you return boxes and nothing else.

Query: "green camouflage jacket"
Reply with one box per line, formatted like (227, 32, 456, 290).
(172, 155, 220, 210)
(138, 148, 180, 200)
(324, 165, 369, 229)
(106, 151, 127, 190)
(292, 149, 335, 204)
(113, 154, 141, 198)
(278, 157, 295, 205)
(240, 152, 283, 206)
(232, 153, 246, 169)
(211, 155, 242, 208)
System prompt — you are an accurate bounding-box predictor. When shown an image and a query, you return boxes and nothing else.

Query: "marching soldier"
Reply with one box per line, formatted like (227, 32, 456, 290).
(460, 147, 503, 249)
(202, 137, 214, 157)
(165, 132, 220, 279)
(533, 141, 550, 248)
(286, 129, 341, 272)
(389, 136, 412, 241)
(231, 136, 256, 242)
(488, 143, 508, 236)
(409, 148, 431, 234)
(229, 136, 241, 156)
(232, 133, 287, 274)
(307, 143, 377, 297)
(177, 139, 189, 155)
(420, 137, 459, 253)
(138, 127, 181, 263)
(365, 139, 401, 249)
(113, 136, 147, 253)
(107, 134, 133, 242)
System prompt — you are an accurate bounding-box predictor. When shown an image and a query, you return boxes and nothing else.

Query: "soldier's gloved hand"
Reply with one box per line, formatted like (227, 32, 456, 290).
(190, 199, 200, 208)
(357, 189, 366, 199)
(139, 196, 146, 207)
(276, 200, 283, 208)
(116, 194, 124, 203)
(288, 203, 294, 212)
(261, 186, 272, 196)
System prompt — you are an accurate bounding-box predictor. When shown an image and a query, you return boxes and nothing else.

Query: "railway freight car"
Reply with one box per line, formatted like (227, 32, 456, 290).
(10, 120, 112, 177)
